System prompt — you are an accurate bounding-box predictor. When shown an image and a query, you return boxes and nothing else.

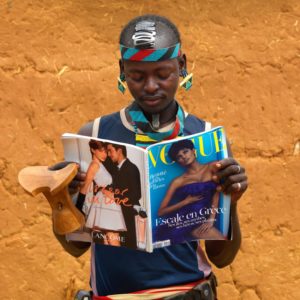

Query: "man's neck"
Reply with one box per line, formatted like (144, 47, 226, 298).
(144, 100, 178, 129)
(117, 156, 126, 165)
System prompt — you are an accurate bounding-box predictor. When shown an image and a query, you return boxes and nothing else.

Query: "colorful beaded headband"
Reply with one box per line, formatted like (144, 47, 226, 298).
(120, 20, 181, 61)
(120, 43, 181, 61)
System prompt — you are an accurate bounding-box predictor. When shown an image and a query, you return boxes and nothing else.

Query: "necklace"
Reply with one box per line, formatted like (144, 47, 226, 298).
(126, 101, 185, 148)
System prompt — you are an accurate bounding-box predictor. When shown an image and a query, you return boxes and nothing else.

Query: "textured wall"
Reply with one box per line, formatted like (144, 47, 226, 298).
(0, 0, 299, 299)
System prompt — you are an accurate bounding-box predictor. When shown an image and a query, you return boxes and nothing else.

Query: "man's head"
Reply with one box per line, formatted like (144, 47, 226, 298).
(107, 143, 127, 164)
(119, 14, 180, 50)
(119, 15, 186, 114)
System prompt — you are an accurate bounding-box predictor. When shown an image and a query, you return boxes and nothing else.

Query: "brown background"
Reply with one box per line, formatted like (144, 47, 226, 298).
(0, 0, 299, 299)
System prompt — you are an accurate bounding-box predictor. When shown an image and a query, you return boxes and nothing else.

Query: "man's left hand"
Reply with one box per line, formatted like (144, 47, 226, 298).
(212, 158, 248, 204)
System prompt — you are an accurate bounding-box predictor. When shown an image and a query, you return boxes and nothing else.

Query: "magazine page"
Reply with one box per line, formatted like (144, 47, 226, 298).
(146, 127, 231, 249)
(61, 133, 151, 252)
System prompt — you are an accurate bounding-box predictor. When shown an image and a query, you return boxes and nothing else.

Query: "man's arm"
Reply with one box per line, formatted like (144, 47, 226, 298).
(78, 121, 93, 136)
(53, 122, 94, 257)
(205, 203, 241, 268)
(54, 231, 91, 258)
(205, 141, 247, 268)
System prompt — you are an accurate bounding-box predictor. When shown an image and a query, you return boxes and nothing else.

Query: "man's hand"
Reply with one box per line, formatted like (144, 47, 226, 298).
(49, 161, 86, 194)
(212, 158, 248, 204)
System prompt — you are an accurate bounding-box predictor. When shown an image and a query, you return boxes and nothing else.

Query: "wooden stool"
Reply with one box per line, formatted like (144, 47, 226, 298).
(18, 163, 85, 235)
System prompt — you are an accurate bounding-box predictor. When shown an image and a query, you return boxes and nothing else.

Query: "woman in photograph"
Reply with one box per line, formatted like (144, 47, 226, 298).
(76, 140, 126, 246)
(157, 139, 225, 243)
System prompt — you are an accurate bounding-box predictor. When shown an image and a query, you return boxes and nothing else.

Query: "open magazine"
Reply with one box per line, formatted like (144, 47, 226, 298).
(62, 126, 231, 252)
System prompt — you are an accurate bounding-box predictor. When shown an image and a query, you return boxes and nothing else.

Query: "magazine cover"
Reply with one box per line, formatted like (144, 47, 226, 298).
(61, 126, 230, 252)
(62, 135, 150, 251)
(147, 127, 231, 249)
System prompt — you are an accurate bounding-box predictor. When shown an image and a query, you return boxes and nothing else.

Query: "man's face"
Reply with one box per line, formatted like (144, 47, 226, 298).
(107, 144, 119, 163)
(122, 59, 181, 114)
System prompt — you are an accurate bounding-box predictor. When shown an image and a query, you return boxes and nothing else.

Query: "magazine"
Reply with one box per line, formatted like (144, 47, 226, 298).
(62, 126, 231, 252)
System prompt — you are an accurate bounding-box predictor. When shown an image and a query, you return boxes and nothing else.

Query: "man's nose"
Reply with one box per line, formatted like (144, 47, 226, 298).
(144, 76, 159, 94)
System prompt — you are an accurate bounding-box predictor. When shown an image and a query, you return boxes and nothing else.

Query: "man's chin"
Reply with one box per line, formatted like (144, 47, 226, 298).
(138, 100, 173, 115)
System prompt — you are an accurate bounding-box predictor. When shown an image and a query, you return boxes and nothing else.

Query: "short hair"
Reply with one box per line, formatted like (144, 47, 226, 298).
(119, 14, 181, 49)
(108, 143, 127, 157)
(168, 139, 194, 161)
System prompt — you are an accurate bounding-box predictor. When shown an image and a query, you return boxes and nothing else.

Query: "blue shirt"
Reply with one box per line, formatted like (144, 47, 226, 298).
(91, 108, 212, 296)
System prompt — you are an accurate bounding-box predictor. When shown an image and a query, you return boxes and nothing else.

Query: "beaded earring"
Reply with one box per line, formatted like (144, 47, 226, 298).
(117, 73, 126, 94)
(179, 69, 193, 91)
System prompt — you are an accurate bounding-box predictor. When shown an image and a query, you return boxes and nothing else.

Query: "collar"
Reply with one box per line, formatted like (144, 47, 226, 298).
(117, 159, 127, 169)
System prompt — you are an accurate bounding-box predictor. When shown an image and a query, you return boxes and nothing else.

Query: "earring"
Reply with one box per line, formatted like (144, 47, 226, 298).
(180, 69, 193, 91)
(117, 73, 126, 94)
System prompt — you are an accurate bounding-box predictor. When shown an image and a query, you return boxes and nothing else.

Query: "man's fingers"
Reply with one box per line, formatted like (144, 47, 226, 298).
(219, 179, 248, 194)
(213, 159, 248, 201)
(74, 171, 86, 181)
(69, 179, 85, 189)
(48, 161, 75, 171)
(214, 158, 237, 170)
(217, 173, 247, 192)
(214, 164, 245, 181)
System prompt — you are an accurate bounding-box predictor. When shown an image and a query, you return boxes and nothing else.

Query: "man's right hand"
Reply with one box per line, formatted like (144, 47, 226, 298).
(49, 161, 86, 194)
(49, 161, 91, 256)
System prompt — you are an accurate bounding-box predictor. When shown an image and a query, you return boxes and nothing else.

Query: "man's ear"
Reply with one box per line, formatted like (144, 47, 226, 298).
(178, 53, 187, 75)
(178, 53, 186, 71)
(119, 59, 124, 75)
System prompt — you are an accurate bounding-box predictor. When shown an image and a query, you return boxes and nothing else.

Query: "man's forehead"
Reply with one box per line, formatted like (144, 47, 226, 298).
(123, 58, 178, 71)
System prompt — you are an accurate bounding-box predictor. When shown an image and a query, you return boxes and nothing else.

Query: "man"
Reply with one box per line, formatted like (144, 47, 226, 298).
(55, 14, 248, 300)
(104, 143, 142, 249)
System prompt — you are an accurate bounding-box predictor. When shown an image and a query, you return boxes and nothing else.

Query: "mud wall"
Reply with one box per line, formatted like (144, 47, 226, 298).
(0, 1, 299, 299)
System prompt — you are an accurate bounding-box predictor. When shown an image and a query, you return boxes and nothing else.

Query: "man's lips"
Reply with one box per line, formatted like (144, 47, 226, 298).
(141, 96, 164, 105)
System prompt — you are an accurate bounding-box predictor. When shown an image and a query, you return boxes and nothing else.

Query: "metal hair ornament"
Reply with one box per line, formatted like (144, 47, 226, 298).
(132, 21, 156, 48)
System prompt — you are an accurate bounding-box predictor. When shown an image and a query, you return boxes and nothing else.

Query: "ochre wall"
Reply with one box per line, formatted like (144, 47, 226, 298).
(0, 1, 299, 299)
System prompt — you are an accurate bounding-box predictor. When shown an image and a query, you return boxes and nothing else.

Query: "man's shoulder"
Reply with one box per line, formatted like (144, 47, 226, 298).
(124, 158, 138, 168)
(77, 110, 124, 136)
(123, 159, 140, 174)
(185, 112, 205, 123)
(184, 112, 210, 134)
(100, 110, 123, 122)
(78, 121, 94, 136)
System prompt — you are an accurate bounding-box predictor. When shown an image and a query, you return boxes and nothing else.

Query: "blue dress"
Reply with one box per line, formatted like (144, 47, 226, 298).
(154, 181, 218, 244)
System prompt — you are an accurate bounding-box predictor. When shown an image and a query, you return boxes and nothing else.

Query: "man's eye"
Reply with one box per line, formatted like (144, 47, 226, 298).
(157, 72, 171, 80)
(130, 75, 143, 82)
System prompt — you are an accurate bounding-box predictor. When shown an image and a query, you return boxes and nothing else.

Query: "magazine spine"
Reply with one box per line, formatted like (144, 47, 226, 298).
(218, 128, 231, 238)
(144, 151, 153, 253)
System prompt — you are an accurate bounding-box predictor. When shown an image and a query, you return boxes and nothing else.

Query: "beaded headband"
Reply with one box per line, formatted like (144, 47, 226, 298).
(120, 20, 181, 61)
(120, 43, 181, 61)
